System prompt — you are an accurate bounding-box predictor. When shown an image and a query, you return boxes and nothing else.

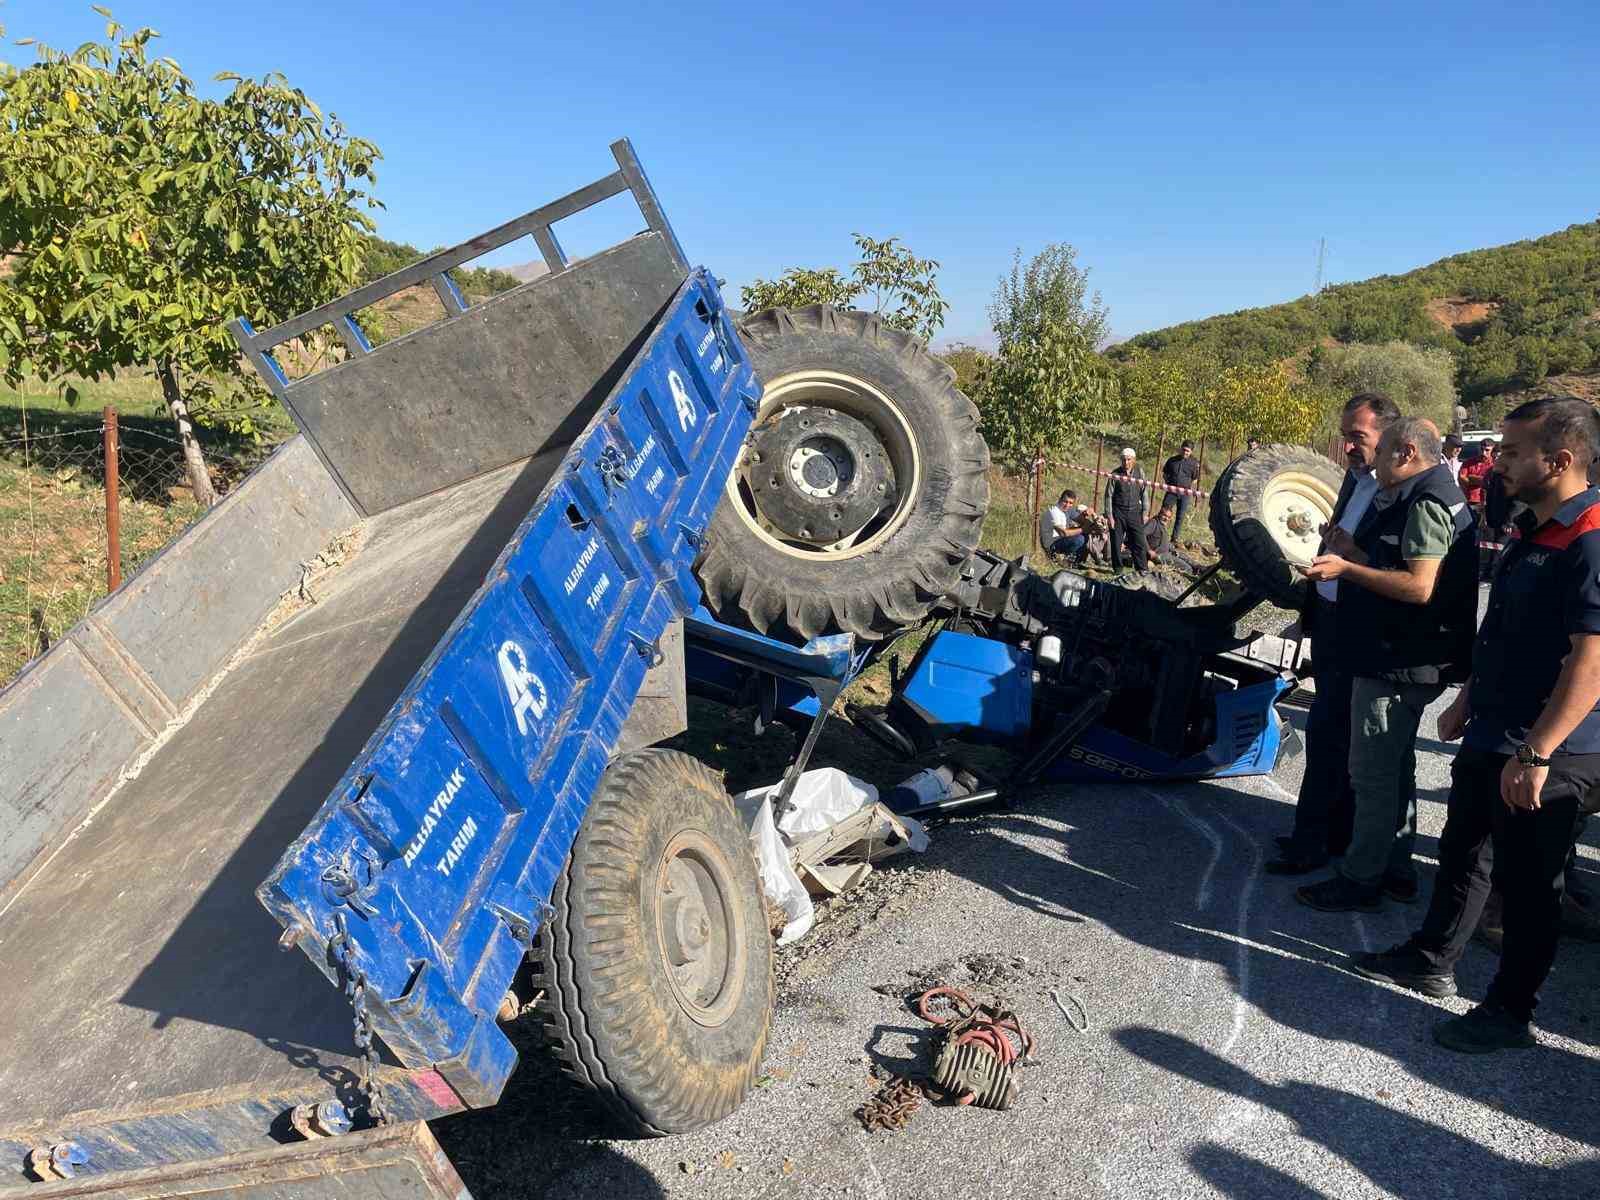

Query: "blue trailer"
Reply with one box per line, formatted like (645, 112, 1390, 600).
(0, 139, 859, 1195)
(0, 137, 1307, 1196)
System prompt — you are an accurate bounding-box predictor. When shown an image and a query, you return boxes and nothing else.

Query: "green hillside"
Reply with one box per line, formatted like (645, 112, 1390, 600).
(1115, 220, 1600, 405)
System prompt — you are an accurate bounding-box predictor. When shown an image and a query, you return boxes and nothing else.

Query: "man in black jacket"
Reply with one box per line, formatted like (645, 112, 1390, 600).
(1160, 441, 1201, 543)
(1267, 393, 1401, 875)
(1104, 447, 1150, 573)
(1352, 396, 1600, 1051)
(1297, 417, 1476, 911)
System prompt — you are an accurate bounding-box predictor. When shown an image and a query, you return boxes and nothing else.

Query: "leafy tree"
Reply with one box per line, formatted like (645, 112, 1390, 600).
(936, 342, 993, 400)
(0, 11, 381, 504)
(740, 266, 860, 314)
(1205, 361, 1320, 445)
(360, 234, 519, 299)
(989, 243, 1110, 351)
(977, 316, 1115, 468)
(740, 234, 949, 342)
(1118, 349, 1216, 445)
(1308, 341, 1457, 437)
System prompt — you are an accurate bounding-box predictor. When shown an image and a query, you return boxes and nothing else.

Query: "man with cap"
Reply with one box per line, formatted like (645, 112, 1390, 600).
(1105, 447, 1151, 573)
(1443, 433, 1464, 483)
(1161, 440, 1201, 543)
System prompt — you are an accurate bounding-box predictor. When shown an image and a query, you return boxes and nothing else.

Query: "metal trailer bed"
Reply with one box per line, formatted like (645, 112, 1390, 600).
(0, 141, 778, 1191)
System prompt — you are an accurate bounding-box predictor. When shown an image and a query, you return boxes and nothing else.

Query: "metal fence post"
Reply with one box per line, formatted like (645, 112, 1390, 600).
(104, 407, 121, 592)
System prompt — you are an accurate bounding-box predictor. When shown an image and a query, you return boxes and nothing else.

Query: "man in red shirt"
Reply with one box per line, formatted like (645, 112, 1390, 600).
(1459, 440, 1497, 509)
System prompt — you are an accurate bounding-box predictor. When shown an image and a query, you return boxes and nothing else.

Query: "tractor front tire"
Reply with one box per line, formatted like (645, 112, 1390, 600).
(1209, 444, 1345, 608)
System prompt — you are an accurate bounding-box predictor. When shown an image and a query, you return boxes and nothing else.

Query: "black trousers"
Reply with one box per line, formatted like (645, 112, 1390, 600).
(1287, 622, 1356, 856)
(1416, 746, 1600, 1020)
(1109, 510, 1149, 572)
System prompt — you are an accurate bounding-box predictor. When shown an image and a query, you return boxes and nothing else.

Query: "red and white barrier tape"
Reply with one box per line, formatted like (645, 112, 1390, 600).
(1046, 462, 1208, 500)
(1045, 460, 1513, 551)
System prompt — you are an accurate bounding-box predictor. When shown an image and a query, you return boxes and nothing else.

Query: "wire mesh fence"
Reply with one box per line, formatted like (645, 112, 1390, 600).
(0, 407, 282, 684)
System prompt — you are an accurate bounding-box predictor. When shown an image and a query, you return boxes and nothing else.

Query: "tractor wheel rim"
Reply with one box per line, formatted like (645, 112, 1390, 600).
(728, 369, 920, 560)
(1260, 468, 1340, 566)
(655, 831, 745, 1027)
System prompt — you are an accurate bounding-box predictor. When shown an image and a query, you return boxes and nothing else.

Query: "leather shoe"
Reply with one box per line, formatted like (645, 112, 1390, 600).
(1266, 852, 1330, 876)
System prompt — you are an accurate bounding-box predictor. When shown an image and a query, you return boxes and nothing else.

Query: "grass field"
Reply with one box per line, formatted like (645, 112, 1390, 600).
(0, 377, 287, 680)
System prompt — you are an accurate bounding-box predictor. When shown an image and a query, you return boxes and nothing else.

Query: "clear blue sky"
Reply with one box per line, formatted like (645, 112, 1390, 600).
(4, 0, 1598, 345)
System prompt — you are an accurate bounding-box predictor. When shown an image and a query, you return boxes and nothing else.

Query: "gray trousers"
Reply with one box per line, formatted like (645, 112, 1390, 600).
(1340, 676, 1444, 886)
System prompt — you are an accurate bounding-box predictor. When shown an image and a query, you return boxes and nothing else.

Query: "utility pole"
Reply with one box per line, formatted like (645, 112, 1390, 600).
(1314, 238, 1327, 294)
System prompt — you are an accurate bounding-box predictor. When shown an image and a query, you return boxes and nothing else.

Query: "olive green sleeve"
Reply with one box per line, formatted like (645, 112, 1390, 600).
(1402, 497, 1457, 560)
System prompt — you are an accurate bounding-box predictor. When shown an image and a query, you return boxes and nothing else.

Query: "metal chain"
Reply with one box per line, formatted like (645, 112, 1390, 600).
(329, 912, 389, 1126)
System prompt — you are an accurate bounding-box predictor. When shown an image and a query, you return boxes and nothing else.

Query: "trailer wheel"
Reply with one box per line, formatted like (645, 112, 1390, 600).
(695, 305, 989, 641)
(534, 749, 772, 1135)
(1209, 444, 1346, 608)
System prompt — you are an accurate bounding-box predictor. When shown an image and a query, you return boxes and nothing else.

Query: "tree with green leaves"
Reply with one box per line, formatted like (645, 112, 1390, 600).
(1307, 340, 1457, 440)
(936, 342, 993, 401)
(977, 315, 1115, 468)
(989, 243, 1110, 351)
(0, 10, 381, 505)
(740, 234, 948, 342)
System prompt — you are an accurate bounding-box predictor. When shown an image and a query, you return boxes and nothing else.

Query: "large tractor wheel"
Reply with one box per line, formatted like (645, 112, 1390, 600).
(695, 305, 990, 642)
(534, 749, 772, 1135)
(1209, 444, 1345, 608)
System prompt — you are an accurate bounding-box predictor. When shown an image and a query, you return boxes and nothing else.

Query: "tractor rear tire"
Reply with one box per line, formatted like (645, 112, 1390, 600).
(534, 749, 772, 1135)
(695, 305, 989, 642)
(1209, 445, 1345, 608)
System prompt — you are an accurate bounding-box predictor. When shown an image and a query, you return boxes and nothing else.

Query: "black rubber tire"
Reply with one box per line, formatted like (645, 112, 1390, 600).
(695, 305, 990, 642)
(534, 749, 772, 1136)
(1209, 444, 1346, 608)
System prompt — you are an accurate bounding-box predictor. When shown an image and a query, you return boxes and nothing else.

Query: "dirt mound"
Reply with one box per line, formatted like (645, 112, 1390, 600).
(1425, 296, 1498, 334)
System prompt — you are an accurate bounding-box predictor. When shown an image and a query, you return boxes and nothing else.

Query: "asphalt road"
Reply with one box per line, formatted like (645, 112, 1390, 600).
(434, 690, 1600, 1199)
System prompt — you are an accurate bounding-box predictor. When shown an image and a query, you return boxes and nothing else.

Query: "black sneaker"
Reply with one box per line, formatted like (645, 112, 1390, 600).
(1383, 873, 1420, 904)
(1433, 1003, 1535, 1054)
(1350, 942, 1457, 998)
(1295, 875, 1383, 912)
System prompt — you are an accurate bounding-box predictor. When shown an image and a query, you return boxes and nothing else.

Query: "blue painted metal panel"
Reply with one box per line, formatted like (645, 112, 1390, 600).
(898, 631, 1033, 742)
(1044, 675, 1289, 783)
(258, 271, 759, 1108)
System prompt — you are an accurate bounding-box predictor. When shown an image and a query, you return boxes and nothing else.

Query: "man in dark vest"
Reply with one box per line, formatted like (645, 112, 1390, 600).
(1267, 392, 1401, 875)
(1104, 446, 1150, 573)
(1297, 416, 1477, 911)
(1353, 396, 1600, 1051)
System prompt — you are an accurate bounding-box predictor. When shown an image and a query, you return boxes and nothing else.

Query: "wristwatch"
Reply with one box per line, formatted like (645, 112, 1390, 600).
(1509, 735, 1552, 768)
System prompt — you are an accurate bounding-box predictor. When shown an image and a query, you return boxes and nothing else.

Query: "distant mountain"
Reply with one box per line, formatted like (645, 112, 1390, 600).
(504, 261, 550, 284)
(1114, 220, 1600, 404)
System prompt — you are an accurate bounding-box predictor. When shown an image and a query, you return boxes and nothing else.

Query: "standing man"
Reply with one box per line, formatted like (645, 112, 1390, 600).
(1296, 417, 1477, 910)
(1161, 440, 1201, 544)
(1353, 396, 1600, 1052)
(1459, 439, 1496, 512)
(1246, 435, 1262, 454)
(1105, 447, 1150, 573)
(1267, 393, 1402, 875)
(1442, 433, 1464, 483)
